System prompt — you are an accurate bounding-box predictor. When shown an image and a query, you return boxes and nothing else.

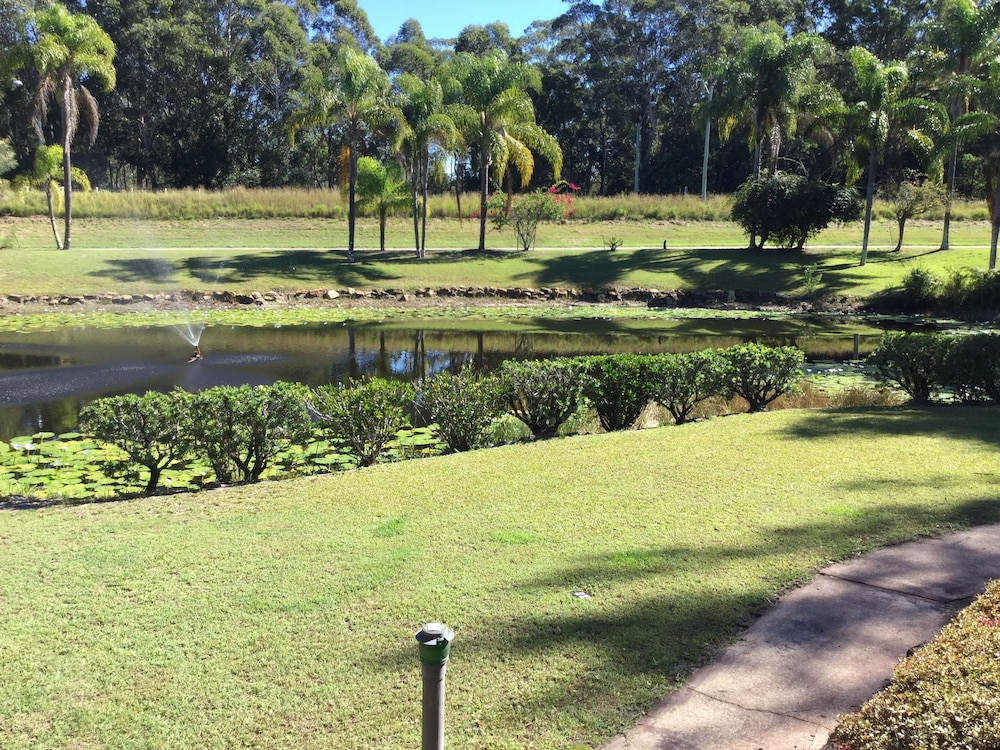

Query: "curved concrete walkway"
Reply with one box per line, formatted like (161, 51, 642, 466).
(604, 524, 1000, 750)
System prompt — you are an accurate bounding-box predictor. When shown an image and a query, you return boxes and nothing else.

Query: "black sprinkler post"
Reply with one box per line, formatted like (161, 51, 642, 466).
(415, 622, 454, 750)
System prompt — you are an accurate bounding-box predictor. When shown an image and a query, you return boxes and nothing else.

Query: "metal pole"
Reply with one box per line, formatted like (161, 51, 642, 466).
(416, 622, 454, 750)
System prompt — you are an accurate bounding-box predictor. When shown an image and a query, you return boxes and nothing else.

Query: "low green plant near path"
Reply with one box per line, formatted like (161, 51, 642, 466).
(832, 579, 1000, 749)
(2, 407, 999, 749)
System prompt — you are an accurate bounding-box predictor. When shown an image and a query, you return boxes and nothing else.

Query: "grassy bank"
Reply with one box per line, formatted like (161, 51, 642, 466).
(2, 406, 999, 748)
(0, 215, 995, 299)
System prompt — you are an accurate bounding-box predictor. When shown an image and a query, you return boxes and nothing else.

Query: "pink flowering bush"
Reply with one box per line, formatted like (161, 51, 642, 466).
(486, 182, 578, 251)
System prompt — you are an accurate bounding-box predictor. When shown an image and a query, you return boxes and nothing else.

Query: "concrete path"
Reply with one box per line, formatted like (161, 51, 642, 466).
(603, 524, 1000, 750)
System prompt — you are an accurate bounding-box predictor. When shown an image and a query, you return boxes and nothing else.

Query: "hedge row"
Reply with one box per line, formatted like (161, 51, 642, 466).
(76, 343, 805, 498)
(867, 332, 1000, 404)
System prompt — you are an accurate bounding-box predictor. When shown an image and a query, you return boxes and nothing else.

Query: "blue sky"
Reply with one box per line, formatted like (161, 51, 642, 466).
(361, 0, 571, 42)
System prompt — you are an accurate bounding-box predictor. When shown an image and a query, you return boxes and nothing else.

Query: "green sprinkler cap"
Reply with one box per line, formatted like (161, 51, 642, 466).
(416, 622, 454, 666)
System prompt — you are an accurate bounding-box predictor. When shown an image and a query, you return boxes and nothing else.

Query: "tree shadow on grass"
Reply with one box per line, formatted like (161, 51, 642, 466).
(781, 404, 1000, 448)
(371, 495, 1000, 741)
(88, 249, 399, 288)
(515, 246, 871, 298)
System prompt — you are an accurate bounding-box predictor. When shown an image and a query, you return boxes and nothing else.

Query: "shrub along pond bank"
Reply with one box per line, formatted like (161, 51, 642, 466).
(9, 333, 1000, 503)
(6, 329, 997, 505)
(2, 345, 809, 504)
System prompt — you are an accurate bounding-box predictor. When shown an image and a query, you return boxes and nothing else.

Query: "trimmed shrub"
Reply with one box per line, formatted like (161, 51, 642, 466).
(580, 354, 658, 432)
(649, 350, 727, 425)
(731, 172, 861, 250)
(496, 358, 585, 438)
(719, 344, 805, 412)
(418, 369, 504, 452)
(867, 333, 953, 404)
(187, 381, 312, 483)
(80, 390, 192, 495)
(831, 579, 1000, 750)
(943, 333, 1000, 403)
(310, 378, 415, 467)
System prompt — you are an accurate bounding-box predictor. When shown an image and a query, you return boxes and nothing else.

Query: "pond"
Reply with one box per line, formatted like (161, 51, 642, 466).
(0, 310, 933, 441)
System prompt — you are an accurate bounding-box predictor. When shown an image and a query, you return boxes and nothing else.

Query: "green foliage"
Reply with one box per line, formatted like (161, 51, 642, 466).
(939, 269, 1000, 315)
(732, 173, 862, 250)
(417, 369, 504, 452)
(832, 579, 1000, 750)
(944, 333, 1000, 403)
(79, 391, 191, 495)
(649, 350, 727, 425)
(899, 267, 940, 310)
(496, 358, 585, 438)
(720, 343, 805, 412)
(880, 176, 944, 252)
(0, 139, 15, 177)
(580, 354, 658, 431)
(801, 263, 823, 297)
(486, 186, 573, 251)
(187, 382, 312, 483)
(867, 333, 953, 404)
(310, 378, 415, 467)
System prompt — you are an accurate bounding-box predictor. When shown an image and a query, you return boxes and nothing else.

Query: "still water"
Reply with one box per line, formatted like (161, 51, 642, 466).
(0, 313, 913, 441)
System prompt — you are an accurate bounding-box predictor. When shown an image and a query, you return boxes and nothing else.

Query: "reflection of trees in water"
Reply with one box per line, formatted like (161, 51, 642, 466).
(514, 333, 533, 359)
(0, 321, 894, 440)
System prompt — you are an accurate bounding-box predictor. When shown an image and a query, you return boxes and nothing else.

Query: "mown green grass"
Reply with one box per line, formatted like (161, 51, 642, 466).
(2, 406, 999, 749)
(0, 216, 995, 298)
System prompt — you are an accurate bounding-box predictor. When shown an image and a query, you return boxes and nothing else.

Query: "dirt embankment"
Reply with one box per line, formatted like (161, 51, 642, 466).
(0, 285, 865, 316)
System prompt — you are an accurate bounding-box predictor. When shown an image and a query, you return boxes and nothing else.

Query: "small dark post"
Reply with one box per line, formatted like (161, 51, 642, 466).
(416, 622, 454, 750)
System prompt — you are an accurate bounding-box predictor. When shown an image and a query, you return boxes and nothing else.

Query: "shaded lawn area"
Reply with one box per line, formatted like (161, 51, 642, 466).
(1, 406, 999, 748)
(0, 216, 994, 297)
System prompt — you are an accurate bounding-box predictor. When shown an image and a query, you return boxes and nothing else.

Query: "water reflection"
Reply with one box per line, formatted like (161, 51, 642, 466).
(0, 315, 896, 440)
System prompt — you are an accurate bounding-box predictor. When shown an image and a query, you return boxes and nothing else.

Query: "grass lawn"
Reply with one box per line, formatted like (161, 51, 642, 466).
(2, 405, 999, 749)
(0, 216, 995, 298)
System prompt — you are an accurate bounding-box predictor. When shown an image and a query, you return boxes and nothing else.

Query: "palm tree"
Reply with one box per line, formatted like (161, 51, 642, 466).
(918, 0, 1000, 249)
(333, 48, 401, 263)
(710, 28, 824, 183)
(969, 63, 1000, 271)
(844, 47, 945, 266)
(396, 73, 459, 258)
(447, 50, 562, 252)
(15, 5, 115, 251)
(355, 156, 409, 251)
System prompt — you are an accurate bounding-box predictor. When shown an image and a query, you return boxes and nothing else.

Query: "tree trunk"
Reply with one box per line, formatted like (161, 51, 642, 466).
(411, 149, 420, 256)
(144, 466, 162, 496)
(61, 81, 73, 252)
(940, 146, 958, 251)
(45, 182, 63, 250)
(420, 148, 429, 258)
(860, 147, 877, 267)
(379, 206, 386, 252)
(347, 143, 357, 263)
(478, 136, 489, 251)
(990, 164, 1000, 272)
(894, 216, 905, 253)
